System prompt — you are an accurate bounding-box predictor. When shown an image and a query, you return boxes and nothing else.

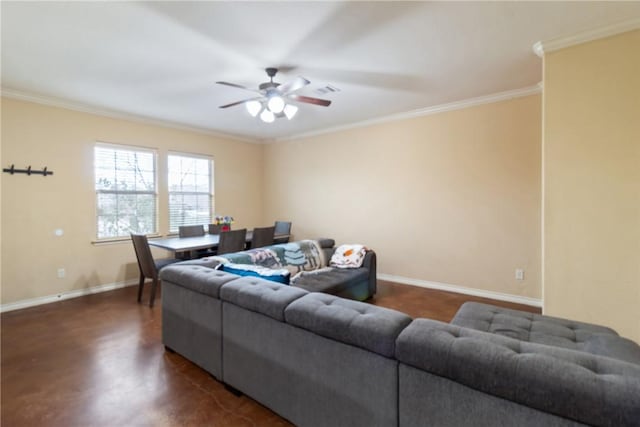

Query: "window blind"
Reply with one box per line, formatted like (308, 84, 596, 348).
(95, 144, 157, 239)
(168, 154, 214, 233)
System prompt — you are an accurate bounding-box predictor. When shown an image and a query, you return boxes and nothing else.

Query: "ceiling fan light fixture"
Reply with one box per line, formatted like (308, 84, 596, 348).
(267, 95, 285, 114)
(245, 100, 262, 117)
(260, 109, 275, 123)
(217, 68, 332, 123)
(284, 104, 298, 120)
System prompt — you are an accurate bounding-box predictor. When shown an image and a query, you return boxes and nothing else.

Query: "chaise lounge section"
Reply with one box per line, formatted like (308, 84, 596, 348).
(396, 318, 640, 426)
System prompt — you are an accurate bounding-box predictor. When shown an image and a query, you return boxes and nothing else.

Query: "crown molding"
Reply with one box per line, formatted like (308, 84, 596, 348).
(533, 18, 640, 58)
(0, 87, 259, 144)
(275, 85, 541, 142)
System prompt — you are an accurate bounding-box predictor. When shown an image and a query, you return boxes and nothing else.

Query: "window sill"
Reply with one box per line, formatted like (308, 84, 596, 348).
(92, 234, 163, 245)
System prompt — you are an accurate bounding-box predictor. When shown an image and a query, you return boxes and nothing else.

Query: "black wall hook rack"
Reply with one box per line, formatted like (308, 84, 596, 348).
(3, 164, 54, 177)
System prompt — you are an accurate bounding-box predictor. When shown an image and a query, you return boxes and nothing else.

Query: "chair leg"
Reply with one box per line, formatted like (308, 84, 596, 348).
(137, 274, 145, 303)
(149, 277, 159, 308)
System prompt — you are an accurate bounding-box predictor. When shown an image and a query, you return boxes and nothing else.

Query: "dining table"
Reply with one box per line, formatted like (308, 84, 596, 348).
(148, 230, 290, 258)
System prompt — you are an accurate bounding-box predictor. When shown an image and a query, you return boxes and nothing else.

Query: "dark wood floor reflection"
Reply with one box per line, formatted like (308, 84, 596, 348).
(1, 280, 540, 426)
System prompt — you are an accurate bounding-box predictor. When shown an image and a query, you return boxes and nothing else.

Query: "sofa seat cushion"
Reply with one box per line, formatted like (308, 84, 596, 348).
(451, 302, 640, 364)
(292, 267, 368, 294)
(396, 318, 640, 427)
(220, 277, 308, 321)
(284, 293, 412, 357)
(159, 265, 238, 298)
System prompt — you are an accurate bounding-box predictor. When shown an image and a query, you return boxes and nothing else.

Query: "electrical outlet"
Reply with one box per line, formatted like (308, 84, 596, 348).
(57, 268, 66, 279)
(515, 269, 524, 281)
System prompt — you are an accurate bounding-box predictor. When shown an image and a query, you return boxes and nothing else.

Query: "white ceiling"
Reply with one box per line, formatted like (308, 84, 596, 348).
(2, 1, 639, 142)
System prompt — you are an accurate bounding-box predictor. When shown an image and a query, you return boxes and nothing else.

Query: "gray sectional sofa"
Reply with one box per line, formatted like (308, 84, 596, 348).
(159, 264, 640, 427)
(172, 238, 377, 301)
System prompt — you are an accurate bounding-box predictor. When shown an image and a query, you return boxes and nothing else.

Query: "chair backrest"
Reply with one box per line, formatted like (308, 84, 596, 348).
(274, 221, 292, 235)
(208, 224, 231, 234)
(179, 225, 205, 238)
(251, 226, 275, 249)
(131, 234, 157, 279)
(217, 228, 247, 255)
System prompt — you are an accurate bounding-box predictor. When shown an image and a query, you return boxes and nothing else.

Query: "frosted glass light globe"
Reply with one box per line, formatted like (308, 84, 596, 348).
(260, 109, 275, 123)
(267, 96, 285, 114)
(283, 104, 298, 120)
(245, 100, 262, 117)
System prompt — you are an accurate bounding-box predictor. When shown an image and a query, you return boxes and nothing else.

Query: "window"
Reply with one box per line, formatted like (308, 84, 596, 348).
(94, 144, 157, 239)
(168, 153, 214, 233)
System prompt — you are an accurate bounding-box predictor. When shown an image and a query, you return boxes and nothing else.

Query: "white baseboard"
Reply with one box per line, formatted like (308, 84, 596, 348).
(0, 279, 139, 313)
(2, 274, 542, 312)
(377, 273, 542, 307)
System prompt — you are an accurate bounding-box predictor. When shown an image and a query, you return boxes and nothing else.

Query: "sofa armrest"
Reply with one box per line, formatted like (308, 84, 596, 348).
(328, 249, 375, 296)
(362, 250, 377, 297)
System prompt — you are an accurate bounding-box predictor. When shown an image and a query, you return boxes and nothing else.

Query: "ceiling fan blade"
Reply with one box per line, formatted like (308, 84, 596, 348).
(216, 81, 260, 93)
(277, 76, 310, 95)
(219, 97, 263, 109)
(289, 94, 332, 107)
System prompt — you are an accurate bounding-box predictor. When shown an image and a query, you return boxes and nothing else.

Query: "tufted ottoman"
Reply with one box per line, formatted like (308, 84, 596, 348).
(451, 302, 640, 364)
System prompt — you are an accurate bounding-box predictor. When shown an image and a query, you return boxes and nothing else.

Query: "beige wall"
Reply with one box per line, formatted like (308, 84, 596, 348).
(264, 95, 542, 299)
(543, 30, 640, 341)
(1, 97, 264, 304)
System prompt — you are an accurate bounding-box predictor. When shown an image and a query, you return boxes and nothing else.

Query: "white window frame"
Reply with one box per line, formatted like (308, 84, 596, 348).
(167, 152, 214, 234)
(94, 142, 158, 240)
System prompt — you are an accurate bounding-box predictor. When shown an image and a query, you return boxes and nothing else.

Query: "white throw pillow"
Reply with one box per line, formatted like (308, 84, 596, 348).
(330, 244, 367, 269)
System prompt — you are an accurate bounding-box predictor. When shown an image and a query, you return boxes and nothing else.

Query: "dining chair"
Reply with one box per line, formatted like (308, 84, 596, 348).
(131, 234, 180, 307)
(274, 221, 292, 244)
(208, 224, 232, 234)
(217, 228, 247, 255)
(179, 225, 212, 257)
(250, 226, 275, 249)
(179, 225, 205, 237)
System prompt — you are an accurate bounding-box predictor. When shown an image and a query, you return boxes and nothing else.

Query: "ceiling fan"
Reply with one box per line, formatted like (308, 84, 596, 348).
(216, 67, 332, 123)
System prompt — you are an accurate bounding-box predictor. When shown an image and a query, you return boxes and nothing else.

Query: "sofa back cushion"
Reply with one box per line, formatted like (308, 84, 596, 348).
(159, 265, 238, 298)
(220, 277, 308, 321)
(582, 334, 640, 365)
(396, 319, 640, 427)
(285, 293, 412, 357)
(316, 238, 335, 249)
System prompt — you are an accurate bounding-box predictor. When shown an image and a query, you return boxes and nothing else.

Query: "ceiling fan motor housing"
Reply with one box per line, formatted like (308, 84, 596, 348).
(265, 67, 278, 78)
(260, 67, 280, 90)
(259, 82, 280, 91)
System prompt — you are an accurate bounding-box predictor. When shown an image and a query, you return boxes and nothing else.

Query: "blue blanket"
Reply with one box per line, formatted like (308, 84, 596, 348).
(216, 240, 326, 274)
